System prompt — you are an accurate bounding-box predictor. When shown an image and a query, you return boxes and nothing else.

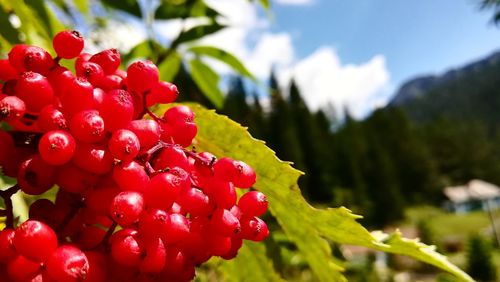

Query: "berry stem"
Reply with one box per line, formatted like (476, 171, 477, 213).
(0, 184, 21, 229)
(142, 91, 165, 123)
(7, 131, 42, 148)
(56, 198, 84, 235)
(101, 221, 118, 250)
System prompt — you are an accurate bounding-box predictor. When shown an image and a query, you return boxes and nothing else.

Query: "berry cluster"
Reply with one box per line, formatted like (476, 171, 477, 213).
(0, 30, 269, 281)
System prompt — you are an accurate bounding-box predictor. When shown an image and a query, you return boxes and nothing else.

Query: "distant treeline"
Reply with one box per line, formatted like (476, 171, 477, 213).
(174, 61, 500, 228)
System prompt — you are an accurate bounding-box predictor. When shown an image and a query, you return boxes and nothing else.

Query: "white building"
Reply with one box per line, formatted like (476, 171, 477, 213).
(443, 179, 500, 213)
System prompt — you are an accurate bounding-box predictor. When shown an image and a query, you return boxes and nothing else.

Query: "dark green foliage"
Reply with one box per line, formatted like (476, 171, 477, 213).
(466, 234, 497, 281)
(266, 73, 305, 171)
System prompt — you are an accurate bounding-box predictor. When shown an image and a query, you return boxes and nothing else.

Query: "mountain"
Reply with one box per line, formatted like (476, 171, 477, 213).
(388, 50, 500, 129)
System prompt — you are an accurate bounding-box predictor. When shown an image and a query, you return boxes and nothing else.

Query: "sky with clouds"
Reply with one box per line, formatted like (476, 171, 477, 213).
(112, 0, 500, 118)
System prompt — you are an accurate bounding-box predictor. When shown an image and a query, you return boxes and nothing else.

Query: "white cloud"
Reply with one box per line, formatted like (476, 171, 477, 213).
(151, 0, 391, 118)
(281, 47, 390, 118)
(274, 0, 314, 5)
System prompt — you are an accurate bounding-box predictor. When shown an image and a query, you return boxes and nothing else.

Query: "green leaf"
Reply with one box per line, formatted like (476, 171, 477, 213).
(100, 0, 142, 18)
(6, 0, 53, 50)
(188, 46, 256, 81)
(24, 0, 66, 38)
(220, 242, 285, 282)
(0, 3, 21, 45)
(170, 22, 225, 49)
(73, 0, 90, 16)
(188, 60, 224, 108)
(158, 50, 182, 82)
(258, 0, 270, 10)
(155, 0, 220, 20)
(160, 104, 474, 282)
(122, 40, 164, 64)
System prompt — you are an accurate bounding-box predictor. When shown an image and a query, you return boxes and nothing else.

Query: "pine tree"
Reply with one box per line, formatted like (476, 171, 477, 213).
(466, 234, 497, 282)
(222, 77, 251, 123)
(288, 79, 332, 201)
(267, 72, 304, 169)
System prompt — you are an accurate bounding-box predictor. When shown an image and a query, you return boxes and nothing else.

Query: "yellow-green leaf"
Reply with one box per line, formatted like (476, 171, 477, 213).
(159, 103, 474, 282)
(188, 46, 256, 81)
(188, 60, 224, 108)
(158, 50, 182, 82)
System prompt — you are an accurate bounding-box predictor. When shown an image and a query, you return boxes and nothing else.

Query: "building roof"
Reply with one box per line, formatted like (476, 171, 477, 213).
(444, 179, 500, 203)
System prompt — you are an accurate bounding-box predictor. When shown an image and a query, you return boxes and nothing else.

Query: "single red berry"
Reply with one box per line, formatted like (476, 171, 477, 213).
(112, 161, 149, 192)
(46, 245, 89, 282)
(100, 89, 134, 132)
(55, 163, 100, 193)
(162, 214, 190, 245)
(72, 143, 114, 174)
(110, 191, 145, 227)
(89, 49, 121, 75)
(0, 95, 25, 121)
(240, 216, 269, 242)
(126, 60, 159, 93)
(76, 61, 105, 86)
(69, 110, 106, 143)
(110, 232, 143, 267)
(9, 45, 54, 74)
(164, 105, 194, 124)
(53, 30, 85, 59)
(37, 104, 68, 131)
(238, 190, 268, 217)
(60, 77, 95, 116)
(47, 66, 75, 97)
(0, 229, 17, 263)
(0, 59, 19, 81)
(17, 154, 56, 195)
(125, 119, 161, 148)
(146, 81, 178, 106)
(16, 71, 54, 112)
(108, 129, 140, 162)
(38, 130, 76, 165)
(210, 208, 241, 236)
(139, 238, 166, 273)
(13, 220, 58, 262)
(232, 160, 256, 188)
(6, 255, 42, 281)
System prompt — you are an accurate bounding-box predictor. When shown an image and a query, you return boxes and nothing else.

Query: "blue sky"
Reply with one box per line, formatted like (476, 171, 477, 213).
(125, 0, 500, 117)
(271, 0, 500, 91)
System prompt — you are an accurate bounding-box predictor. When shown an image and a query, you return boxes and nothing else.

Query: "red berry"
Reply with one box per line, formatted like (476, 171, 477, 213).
(126, 60, 159, 93)
(17, 154, 56, 195)
(100, 89, 134, 132)
(89, 49, 121, 75)
(112, 161, 149, 192)
(38, 130, 76, 165)
(110, 191, 145, 227)
(238, 190, 268, 217)
(69, 110, 106, 143)
(6, 255, 42, 281)
(37, 104, 68, 131)
(76, 61, 104, 86)
(0, 95, 25, 121)
(46, 245, 89, 282)
(60, 77, 95, 116)
(0, 229, 16, 263)
(108, 129, 140, 161)
(13, 220, 58, 262)
(125, 119, 161, 148)
(110, 231, 143, 267)
(146, 81, 178, 106)
(53, 30, 84, 59)
(72, 143, 114, 174)
(16, 71, 54, 112)
(0, 59, 19, 81)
